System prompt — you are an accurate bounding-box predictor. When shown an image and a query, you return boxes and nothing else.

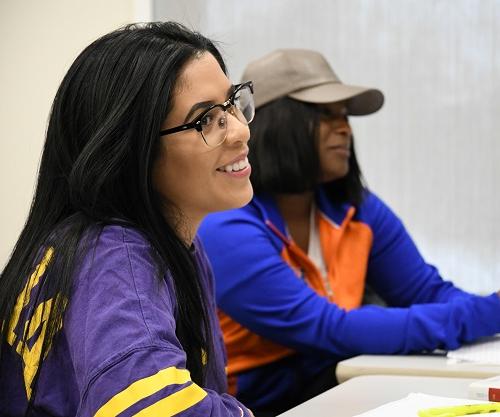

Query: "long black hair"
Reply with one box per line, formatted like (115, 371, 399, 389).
(0, 21, 223, 406)
(249, 97, 365, 206)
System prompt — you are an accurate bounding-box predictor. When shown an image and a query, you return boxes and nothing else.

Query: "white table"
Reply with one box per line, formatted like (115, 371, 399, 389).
(336, 354, 500, 383)
(277, 374, 477, 417)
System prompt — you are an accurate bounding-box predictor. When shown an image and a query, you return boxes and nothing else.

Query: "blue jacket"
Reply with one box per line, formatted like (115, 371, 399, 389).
(198, 189, 500, 409)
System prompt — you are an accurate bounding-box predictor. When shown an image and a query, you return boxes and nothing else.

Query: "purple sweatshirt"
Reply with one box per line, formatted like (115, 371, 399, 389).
(0, 225, 250, 417)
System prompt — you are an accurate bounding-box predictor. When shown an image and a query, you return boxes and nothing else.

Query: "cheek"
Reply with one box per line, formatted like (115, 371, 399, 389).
(152, 147, 192, 201)
(153, 148, 216, 208)
(152, 157, 175, 202)
(317, 127, 331, 166)
(318, 121, 330, 141)
(153, 144, 252, 215)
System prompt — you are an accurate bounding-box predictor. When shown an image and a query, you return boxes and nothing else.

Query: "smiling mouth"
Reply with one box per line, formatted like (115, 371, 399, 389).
(328, 144, 351, 153)
(216, 157, 250, 173)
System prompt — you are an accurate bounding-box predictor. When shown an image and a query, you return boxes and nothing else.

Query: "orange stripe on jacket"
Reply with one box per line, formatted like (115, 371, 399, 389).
(219, 206, 373, 394)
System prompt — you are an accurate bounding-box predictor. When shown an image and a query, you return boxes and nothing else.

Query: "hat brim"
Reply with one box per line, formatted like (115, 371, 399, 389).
(288, 82, 384, 115)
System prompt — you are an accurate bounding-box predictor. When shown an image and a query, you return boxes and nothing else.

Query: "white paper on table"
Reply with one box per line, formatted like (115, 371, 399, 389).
(447, 335, 500, 365)
(352, 393, 499, 417)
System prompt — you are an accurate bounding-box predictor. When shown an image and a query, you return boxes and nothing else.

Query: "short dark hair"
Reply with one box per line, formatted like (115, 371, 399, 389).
(249, 97, 366, 206)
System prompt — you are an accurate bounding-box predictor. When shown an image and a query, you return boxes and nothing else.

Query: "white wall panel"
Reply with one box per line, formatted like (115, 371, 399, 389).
(0, 0, 138, 269)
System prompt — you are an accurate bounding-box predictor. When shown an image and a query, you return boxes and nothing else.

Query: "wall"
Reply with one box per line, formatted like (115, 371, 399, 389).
(0, 0, 151, 269)
(155, 0, 500, 293)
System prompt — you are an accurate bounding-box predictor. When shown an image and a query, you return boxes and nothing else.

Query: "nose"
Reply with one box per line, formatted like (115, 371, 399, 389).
(224, 111, 250, 145)
(332, 118, 352, 137)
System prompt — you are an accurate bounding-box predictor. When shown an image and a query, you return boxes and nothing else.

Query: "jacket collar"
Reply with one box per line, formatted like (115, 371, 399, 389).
(251, 187, 353, 239)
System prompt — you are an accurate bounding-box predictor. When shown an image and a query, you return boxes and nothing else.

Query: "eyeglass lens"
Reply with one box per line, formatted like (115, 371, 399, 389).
(200, 84, 255, 147)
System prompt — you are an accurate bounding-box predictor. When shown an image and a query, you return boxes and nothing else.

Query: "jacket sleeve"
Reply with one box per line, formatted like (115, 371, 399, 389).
(199, 208, 500, 358)
(65, 227, 251, 417)
(363, 192, 478, 306)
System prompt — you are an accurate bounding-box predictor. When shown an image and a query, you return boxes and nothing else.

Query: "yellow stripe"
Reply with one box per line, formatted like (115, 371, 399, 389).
(134, 383, 207, 417)
(19, 298, 53, 399)
(20, 248, 54, 308)
(24, 297, 53, 341)
(94, 367, 191, 417)
(3, 247, 57, 400)
(14, 294, 65, 399)
(7, 247, 54, 346)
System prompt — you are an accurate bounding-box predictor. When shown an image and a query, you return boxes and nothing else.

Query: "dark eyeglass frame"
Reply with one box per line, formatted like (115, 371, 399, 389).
(159, 81, 254, 140)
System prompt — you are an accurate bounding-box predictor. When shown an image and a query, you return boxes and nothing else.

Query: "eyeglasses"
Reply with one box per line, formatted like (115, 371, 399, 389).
(159, 81, 255, 147)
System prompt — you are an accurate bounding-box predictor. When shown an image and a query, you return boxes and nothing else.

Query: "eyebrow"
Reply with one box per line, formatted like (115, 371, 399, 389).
(183, 85, 235, 123)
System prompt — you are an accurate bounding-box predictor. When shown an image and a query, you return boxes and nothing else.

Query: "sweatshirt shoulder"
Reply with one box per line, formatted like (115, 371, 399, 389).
(356, 190, 398, 226)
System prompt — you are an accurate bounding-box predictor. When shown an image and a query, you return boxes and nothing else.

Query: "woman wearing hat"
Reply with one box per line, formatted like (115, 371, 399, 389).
(198, 49, 500, 416)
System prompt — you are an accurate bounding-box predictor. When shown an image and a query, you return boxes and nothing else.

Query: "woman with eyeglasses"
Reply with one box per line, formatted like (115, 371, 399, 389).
(198, 49, 500, 417)
(0, 22, 255, 416)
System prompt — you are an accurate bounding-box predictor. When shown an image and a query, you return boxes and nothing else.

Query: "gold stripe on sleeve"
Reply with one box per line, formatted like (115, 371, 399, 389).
(7, 247, 54, 346)
(94, 366, 191, 417)
(134, 383, 207, 417)
(19, 296, 64, 399)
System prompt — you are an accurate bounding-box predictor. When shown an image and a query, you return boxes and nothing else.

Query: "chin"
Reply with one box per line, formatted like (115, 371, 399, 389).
(231, 185, 254, 209)
(320, 163, 350, 183)
(215, 185, 254, 212)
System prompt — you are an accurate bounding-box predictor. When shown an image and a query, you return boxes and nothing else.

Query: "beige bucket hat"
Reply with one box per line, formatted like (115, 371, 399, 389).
(241, 49, 384, 115)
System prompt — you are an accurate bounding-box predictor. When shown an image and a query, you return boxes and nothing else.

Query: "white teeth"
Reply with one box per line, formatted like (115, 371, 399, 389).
(219, 157, 249, 173)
